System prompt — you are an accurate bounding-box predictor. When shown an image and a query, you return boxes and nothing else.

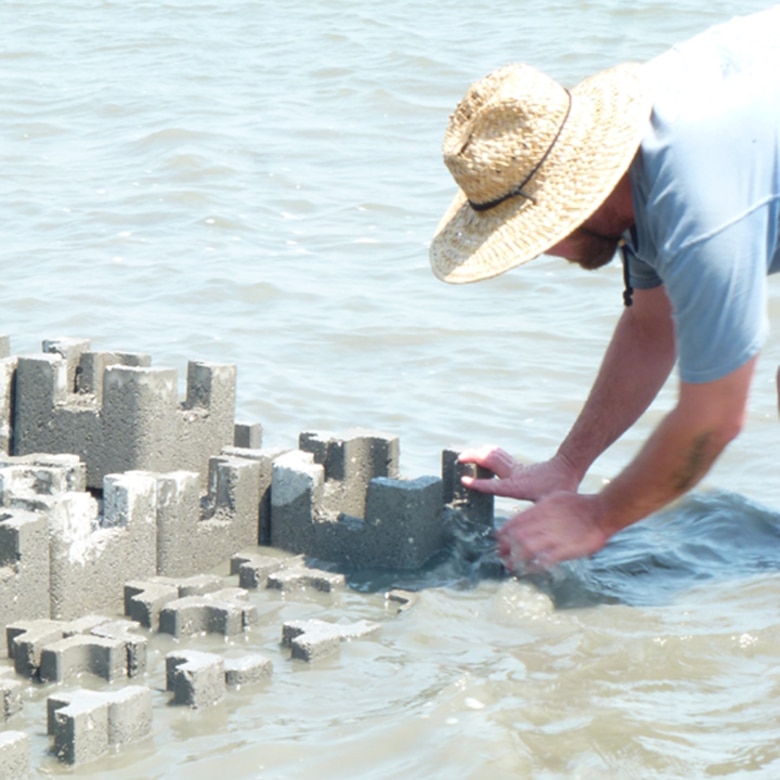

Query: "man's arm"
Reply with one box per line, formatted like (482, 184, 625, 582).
(460, 284, 677, 499)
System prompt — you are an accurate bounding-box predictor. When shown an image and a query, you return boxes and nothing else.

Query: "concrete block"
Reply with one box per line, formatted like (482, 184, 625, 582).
(0, 454, 87, 504)
(0, 509, 50, 651)
(385, 589, 418, 613)
(360, 475, 445, 569)
(38, 634, 128, 683)
(441, 448, 494, 525)
(270, 450, 324, 552)
(133, 456, 261, 578)
(222, 446, 290, 545)
(0, 356, 18, 457)
(158, 588, 256, 638)
(224, 654, 273, 687)
(166, 650, 225, 709)
(13, 340, 236, 489)
(0, 731, 30, 779)
(281, 618, 381, 662)
(90, 619, 148, 678)
(47, 471, 157, 620)
(299, 429, 399, 518)
(47, 686, 151, 765)
(233, 422, 263, 449)
(124, 574, 224, 629)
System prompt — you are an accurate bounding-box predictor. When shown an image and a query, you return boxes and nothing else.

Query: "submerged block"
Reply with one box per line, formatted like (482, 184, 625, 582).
(281, 618, 381, 662)
(47, 686, 152, 765)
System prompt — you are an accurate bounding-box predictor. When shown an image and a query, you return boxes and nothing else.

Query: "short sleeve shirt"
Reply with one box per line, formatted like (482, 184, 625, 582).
(624, 6, 780, 383)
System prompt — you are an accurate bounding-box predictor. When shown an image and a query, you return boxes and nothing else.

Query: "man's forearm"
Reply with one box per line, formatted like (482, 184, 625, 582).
(596, 355, 756, 536)
(557, 286, 677, 481)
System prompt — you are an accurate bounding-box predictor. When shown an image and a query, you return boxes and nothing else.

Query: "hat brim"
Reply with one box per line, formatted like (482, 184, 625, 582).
(430, 62, 651, 284)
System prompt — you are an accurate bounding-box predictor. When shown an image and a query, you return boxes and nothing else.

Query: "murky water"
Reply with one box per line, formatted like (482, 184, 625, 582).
(3, 1, 780, 777)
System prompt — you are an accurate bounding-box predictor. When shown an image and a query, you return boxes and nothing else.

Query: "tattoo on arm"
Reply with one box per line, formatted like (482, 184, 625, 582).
(672, 432, 713, 492)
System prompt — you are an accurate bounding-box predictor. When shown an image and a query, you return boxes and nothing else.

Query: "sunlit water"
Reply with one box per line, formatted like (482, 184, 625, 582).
(3, 1, 780, 777)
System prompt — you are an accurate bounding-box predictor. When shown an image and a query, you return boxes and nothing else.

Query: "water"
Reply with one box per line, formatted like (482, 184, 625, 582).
(3, 1, 780, 777)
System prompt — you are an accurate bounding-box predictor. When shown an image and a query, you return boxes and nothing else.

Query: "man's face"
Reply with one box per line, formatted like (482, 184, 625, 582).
(545, 226, 619, 270)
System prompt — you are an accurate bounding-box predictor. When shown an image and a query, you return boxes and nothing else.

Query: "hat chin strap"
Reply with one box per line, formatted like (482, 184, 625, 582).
(468, 88, 573, 212)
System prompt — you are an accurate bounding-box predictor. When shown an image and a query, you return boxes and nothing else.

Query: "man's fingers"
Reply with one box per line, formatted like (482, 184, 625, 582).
(458, 445, 517, 478)
(461, 475, 503, 495)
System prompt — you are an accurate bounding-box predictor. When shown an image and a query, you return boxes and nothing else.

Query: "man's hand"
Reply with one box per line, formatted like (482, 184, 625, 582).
(495, 492, 609, 570)
(457, 445, 581, 502)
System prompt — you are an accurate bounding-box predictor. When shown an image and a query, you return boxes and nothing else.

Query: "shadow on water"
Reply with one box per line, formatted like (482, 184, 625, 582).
(343, 489, 780, 609)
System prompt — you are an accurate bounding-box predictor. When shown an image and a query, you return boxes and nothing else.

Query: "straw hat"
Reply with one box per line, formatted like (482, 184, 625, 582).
(430, 62, 651, 284)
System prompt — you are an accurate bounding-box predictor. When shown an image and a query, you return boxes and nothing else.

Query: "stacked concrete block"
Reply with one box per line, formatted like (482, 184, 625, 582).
(47, 472, 157, 620)
(124, 574, 224, 630)
(0, 508, 50, 649)
(0, 731, 30, 780)
(221, 445, 290, 545)
(271, 444, 446, 569)
(299, 429, 400, 518)
(47, 686, 152, 765)
(281, 618, 381, 662)
(10, 338, 236, 489)
(133, 454, 261, 578)
(224, 653, 273, 687)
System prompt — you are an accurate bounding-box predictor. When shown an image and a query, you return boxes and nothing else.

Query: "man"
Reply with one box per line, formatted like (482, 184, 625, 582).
(430, 7, 780, 571)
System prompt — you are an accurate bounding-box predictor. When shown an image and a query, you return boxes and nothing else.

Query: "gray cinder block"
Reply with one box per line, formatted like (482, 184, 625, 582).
(441, 448, 494, 525)
(361, 475, 445, 569)
(270, 450, 324, 552)
(0, 731, 30, 779)
(233, 422, 263, 450)
(281, 618, 381, 662)
(13, 340, 237, 490)
(90, 620, 148, 678)
(166, 650, 225, 709)
(47, 686, 151, 765)
(222, 446, 290, 545)
(299, 429, 399, 518)
(47, 472, 157, 620)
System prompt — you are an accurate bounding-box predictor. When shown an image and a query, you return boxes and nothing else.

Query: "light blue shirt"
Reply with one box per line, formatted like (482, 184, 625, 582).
(625, 5, 780, 383)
